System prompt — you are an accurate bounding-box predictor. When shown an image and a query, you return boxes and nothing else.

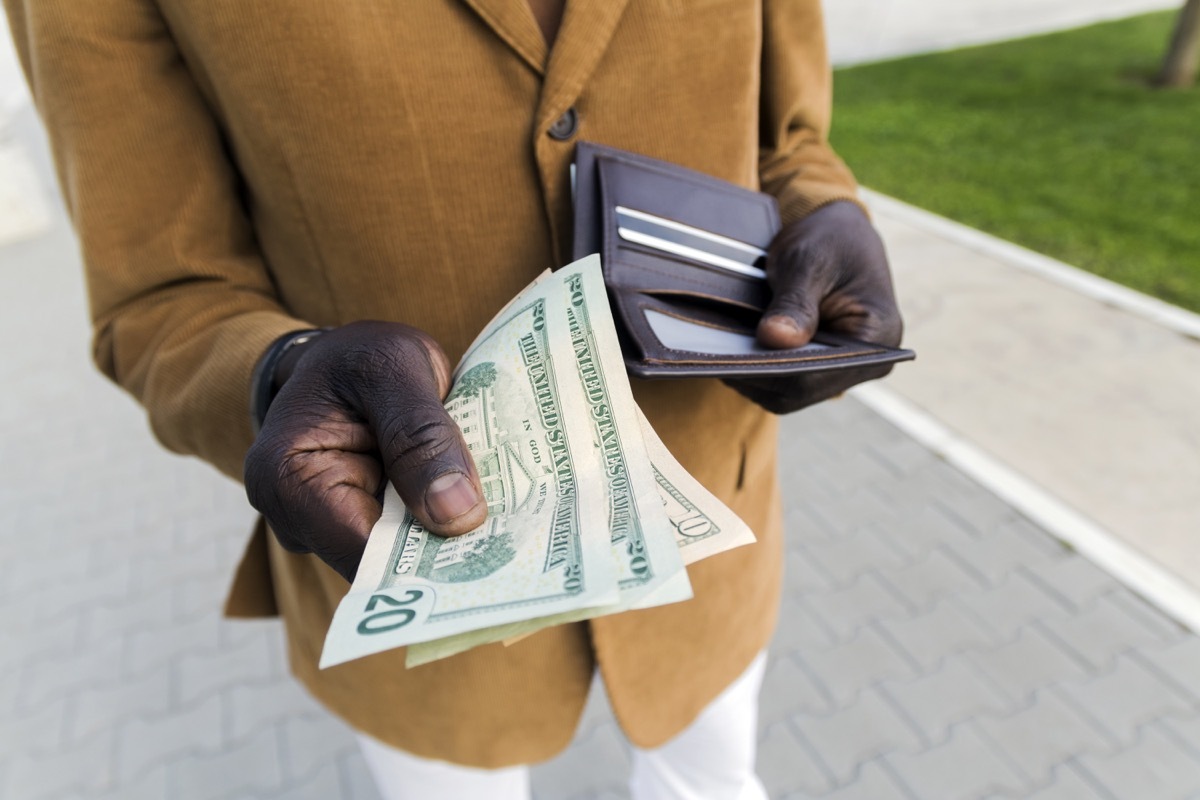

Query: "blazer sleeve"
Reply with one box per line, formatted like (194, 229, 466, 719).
(758, 0, 864, 226)
(4, 0, 311, 480)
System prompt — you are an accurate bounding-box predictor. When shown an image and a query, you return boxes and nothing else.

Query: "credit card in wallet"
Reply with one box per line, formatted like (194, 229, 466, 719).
(615, 206, 768, 280)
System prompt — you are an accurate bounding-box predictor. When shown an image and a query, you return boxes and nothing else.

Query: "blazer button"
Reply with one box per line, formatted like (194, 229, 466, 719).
(548, 107, 579, 141)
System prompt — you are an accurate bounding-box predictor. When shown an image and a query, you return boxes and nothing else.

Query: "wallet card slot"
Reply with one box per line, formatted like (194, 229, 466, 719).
(629, 294, 887, 365)
(643, 308, 831, 358)
(609, 239, 770, 312)
(615, 206, 768, 280)
(616, 207, 766, 261)
(618, 227, 766, 280)
(636, 291, 762, 330)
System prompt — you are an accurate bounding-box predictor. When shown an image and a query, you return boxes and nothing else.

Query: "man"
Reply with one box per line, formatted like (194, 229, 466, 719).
(4, 0, 901, 797)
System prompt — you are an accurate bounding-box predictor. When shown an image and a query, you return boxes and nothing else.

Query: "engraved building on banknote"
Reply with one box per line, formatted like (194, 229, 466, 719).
(437, 361, 545, 578)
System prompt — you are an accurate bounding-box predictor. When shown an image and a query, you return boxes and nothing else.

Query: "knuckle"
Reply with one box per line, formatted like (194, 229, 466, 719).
(335, 331, 441, 400)
(769, 233, 807, 261)
(339, 342, 398, 384)
(767, 244, 811, 284)
(383, 329, 430, 363)
(243, 440, 284, 509)
(768, 254, 834, 300)
(859, 307, 904, 346)
(316, 540, 365, 581)
(244, 440, 323, 518)
(380, 414, 460, 474)
(243, 440, 268, 483)
(770, 285, 813, 312)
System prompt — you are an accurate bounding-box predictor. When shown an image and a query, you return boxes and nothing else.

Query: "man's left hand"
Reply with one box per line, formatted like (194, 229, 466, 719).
(726, 200, 904, 414)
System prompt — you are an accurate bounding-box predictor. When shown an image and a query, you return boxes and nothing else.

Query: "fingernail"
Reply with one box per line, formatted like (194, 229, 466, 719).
(426, 472, 482, 525)
(765, 315, 802, 335)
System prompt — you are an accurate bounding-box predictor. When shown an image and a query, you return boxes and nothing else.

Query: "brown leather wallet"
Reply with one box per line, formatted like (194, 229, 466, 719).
(572, 141, 915, 379)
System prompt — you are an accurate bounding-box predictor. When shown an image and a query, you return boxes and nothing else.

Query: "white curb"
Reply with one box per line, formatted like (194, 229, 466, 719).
(850, 381, 1200, 633)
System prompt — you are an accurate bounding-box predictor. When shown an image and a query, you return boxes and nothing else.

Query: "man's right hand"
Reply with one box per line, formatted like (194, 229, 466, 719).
(244, 321, 487, 583)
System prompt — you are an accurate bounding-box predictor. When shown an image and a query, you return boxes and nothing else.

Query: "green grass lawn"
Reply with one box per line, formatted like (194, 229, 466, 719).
(832, 12, 1200, 312)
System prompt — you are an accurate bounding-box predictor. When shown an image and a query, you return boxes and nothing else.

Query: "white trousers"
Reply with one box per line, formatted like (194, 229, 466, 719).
(357, 652, 769, 800)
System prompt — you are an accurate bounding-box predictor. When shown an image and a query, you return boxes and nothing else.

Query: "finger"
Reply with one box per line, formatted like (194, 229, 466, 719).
(417, 335, 454, 399)
(376, 398, 487, 537)
(757, 252, 829, 350)
(292, 451, 383, 581)
(357, 338, 487, 537)
(820, 298, 904, 347)
(726, 361, 895, 415)
(814, 362, 895, 401)
(249, 449, 384, 582)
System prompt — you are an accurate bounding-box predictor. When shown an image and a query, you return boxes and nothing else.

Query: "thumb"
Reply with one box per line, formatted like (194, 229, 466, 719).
(359, 339, 487, 537)
(757, 282, 821, 350)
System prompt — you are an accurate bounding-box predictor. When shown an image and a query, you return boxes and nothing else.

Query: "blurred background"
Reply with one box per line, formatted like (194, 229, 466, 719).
(2, 2, 1198, 798)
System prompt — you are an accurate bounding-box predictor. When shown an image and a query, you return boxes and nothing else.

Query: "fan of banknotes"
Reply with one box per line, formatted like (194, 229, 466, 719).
(319, 256, 756, 669)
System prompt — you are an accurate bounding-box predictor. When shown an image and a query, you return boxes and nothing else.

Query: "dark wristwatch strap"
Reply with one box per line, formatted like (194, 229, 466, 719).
(249, 328, 326, 435)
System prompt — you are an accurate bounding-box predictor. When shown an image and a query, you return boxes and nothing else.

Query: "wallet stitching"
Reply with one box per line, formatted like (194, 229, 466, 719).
(643, 353, 889, 366)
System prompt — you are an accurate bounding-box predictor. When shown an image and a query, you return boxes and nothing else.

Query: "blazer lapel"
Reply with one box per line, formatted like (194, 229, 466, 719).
(537, 0, 631, 127)
(458, 0, 632, 120)
(460, 0, 549, 75)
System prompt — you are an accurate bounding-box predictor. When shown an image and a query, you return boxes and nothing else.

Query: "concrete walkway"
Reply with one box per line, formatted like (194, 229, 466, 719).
(824, 0, 1179, 65)
(863, 192, 1200, 613)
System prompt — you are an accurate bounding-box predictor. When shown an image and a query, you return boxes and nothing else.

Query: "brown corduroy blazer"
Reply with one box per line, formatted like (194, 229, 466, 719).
(6, 0, 860, 767)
